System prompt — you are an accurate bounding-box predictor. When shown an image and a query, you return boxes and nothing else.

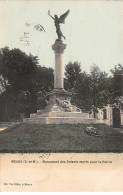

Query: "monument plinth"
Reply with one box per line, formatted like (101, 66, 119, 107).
(23, 10, 96, 124)
(47, 40, 72, 105)
(23, 40, 96, 124)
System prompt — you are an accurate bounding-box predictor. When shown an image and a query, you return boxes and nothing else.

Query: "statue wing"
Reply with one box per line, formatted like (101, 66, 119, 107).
(59, 10, 70, 24)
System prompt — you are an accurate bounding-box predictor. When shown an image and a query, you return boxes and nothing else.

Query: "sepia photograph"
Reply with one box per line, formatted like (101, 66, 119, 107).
(0, 0, 123, 153)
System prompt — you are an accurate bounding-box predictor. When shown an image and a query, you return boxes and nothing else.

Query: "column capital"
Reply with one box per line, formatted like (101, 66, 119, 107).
(52, 40, 66, 53)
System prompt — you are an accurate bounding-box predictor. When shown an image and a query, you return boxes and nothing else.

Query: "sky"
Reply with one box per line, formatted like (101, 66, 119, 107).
(0, 1, 123, 75)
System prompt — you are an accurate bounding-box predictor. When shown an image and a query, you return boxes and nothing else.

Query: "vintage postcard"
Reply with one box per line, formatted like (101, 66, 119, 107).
(0, 0, 123, 192)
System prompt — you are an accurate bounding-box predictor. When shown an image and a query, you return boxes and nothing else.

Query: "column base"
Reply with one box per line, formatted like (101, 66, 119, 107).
(47, 88, 72, 101)
(23, 88, 97, 124)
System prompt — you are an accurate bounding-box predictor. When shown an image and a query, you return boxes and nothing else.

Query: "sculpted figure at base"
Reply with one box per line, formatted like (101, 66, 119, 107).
(56, 98, 81, 112)
(37, 91, 48, 109)
(48, 9, 70, 40)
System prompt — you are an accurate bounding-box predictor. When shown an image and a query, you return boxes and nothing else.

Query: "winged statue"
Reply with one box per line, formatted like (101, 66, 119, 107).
(48, 10, 70, 40)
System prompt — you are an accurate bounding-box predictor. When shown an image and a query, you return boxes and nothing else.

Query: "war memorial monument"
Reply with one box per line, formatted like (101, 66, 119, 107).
(23, 10, 96, 124)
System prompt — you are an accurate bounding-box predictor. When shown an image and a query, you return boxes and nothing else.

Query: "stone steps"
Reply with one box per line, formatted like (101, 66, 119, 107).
(37, 112, 89, 118)
(30, 111, 89, 118)
(23, 117, 96, 124)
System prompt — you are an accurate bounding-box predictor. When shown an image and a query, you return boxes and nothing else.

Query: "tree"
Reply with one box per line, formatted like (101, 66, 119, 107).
(65, 62, 91, 110)
(110, 64, 123, 98)
(89, 65, 113, 109)
(65, 62, 114, 112)
(0, 47, 54, 121)
(0, 47, 39, 121)
(0, 47, 38, 91)
(110, 64, 123, 75)
(35, 66, 54, 95)
(65, 61, 81, 90)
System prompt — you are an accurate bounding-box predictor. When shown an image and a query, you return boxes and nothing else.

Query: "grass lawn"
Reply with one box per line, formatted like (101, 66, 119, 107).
(0, 123, 123, 153)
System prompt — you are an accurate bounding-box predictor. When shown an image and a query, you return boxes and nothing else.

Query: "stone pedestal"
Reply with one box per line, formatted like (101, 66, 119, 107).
(46, 40, 72, 110)
(23, 40, 96, 124)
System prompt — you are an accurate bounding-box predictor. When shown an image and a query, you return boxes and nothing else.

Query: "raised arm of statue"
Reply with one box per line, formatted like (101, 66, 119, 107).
(48, 10, 55, 20)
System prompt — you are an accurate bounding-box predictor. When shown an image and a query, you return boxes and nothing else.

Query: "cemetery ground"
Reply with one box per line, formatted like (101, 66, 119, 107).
(0, 123, 123, 153)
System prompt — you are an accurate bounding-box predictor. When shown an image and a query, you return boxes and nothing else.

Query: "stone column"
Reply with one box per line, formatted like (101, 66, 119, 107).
(52, 40, 66, 89)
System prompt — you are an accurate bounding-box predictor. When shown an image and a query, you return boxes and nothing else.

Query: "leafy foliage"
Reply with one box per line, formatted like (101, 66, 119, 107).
(0, 47, 53, 121)
(0, 47, 122, 121)
(110, 64, 123, 98)
(65, 62, 116, 111)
